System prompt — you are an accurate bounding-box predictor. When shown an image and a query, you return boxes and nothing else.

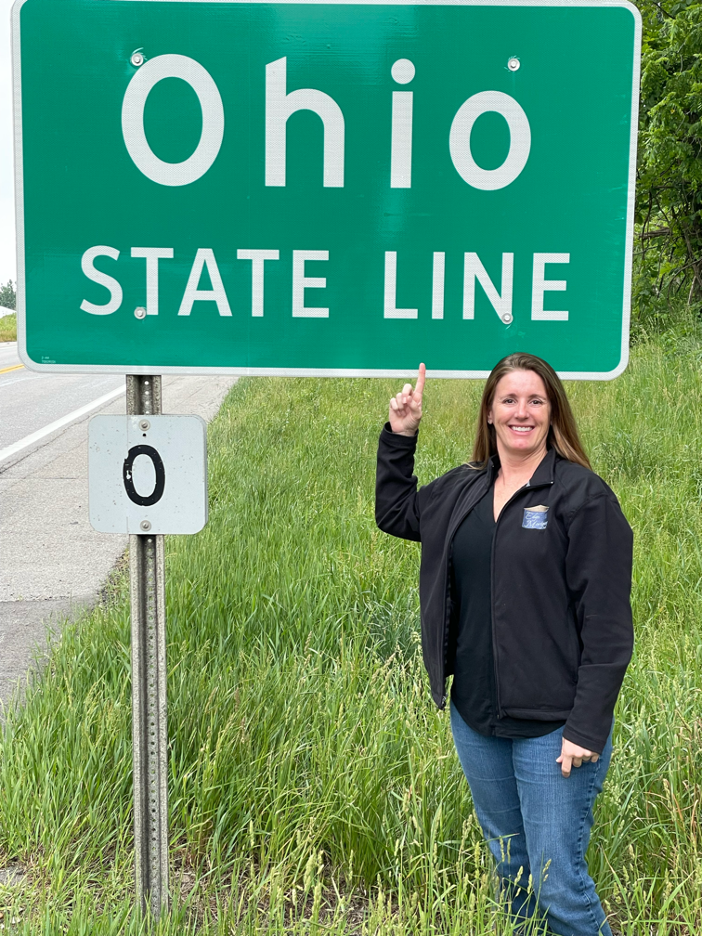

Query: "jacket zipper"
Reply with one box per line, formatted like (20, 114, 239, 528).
(490, 478, 554, 718)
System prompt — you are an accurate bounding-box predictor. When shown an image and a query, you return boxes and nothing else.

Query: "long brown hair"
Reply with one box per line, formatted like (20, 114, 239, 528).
(471, 353, 591, 470)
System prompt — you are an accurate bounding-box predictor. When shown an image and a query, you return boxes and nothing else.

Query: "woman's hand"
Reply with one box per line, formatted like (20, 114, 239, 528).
(389, 364, 426, 436)
(557, 738, 600, 778)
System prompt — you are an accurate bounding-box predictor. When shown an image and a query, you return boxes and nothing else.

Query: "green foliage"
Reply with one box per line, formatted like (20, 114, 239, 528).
(0, 314, 17, 343)
(634, 0, 702, 311)
(0, 280, 15, 311)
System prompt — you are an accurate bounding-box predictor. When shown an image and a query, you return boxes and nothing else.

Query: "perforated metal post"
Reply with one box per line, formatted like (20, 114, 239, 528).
(127, 375, 169, 917)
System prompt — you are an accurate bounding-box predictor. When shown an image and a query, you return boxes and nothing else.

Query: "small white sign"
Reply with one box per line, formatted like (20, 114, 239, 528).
(88, 415, 207, 534)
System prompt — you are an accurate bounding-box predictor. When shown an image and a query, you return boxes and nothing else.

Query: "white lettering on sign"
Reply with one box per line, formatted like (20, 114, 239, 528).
(237, 250, 280, 317)
(432, 252, 445, 319)
(122, 54, 224, 187)
(292, 251, 330, 317)
(265, 58, 345, 188)
(119, 55, 532, 192)
(80, 246, 123, 315)
(384, 252, 418, 319)
(531, 253, 570, 321)
(178, 248, 232, 316)
(449, 91, 531, 191)
(131, 247, 174, 315)
(390, 59, 415, 189)
(463, 252, 514, 320)
(78, 247, 570, 322)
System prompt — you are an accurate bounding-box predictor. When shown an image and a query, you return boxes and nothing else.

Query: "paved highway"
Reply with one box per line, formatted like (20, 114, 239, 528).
(0, 341, 237, 710)
(0, 343, 124, 459)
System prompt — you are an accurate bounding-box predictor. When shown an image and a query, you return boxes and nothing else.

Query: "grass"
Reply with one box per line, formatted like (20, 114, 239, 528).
(1, 313, 702, 933)
(0, 314, 17, 343)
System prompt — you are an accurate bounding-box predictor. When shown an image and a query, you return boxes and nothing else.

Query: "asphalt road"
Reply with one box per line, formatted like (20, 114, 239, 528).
(0, 342, 237, 711)
(0, 343, 124, 456)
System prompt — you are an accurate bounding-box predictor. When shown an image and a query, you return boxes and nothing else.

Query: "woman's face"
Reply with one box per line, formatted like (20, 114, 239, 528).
(487, 369, 551, 462)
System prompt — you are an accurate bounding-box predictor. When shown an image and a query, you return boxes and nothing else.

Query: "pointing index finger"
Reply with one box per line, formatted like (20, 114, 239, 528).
(415, 363, 426, 400)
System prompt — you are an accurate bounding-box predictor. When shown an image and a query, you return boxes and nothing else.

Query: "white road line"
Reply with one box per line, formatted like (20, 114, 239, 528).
(0, 385, 125, 465)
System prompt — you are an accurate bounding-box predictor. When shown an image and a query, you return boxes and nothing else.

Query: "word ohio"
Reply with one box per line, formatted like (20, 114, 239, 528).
(122, 54, 531, 191)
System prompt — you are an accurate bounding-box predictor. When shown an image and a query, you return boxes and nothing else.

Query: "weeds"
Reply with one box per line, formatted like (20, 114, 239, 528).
(0, 314, 17, 343)
(1, 328, 701, 932)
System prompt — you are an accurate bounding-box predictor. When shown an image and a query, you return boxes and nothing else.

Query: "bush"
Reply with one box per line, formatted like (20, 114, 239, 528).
(0, 279, 16, 311)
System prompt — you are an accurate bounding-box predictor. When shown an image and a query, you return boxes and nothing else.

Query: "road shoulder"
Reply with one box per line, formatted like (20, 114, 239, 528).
(0, 374, 237, 712)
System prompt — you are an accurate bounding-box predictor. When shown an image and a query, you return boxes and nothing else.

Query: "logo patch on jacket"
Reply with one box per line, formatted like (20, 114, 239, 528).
(522, 505, 549, 529)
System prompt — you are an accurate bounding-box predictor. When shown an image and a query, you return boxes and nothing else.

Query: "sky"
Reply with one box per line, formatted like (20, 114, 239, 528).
(1, 0, 16, 286)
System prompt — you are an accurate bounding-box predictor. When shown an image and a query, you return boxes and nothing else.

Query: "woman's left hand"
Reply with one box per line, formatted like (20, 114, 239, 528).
(556, 738, 599, 778)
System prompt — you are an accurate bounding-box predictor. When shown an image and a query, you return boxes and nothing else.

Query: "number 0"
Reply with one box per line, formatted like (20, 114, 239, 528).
(123, 445, 166, 507)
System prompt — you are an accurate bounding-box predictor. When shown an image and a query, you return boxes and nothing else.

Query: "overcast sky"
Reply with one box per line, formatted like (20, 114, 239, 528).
(1, 0, 16, 286)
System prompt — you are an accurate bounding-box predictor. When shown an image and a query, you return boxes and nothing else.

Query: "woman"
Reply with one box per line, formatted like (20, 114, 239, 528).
(375, 353, 633, 936)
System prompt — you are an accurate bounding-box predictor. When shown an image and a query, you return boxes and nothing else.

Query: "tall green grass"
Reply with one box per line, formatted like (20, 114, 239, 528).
(0, 314, 17, 343)
(1, 323, 702, 933)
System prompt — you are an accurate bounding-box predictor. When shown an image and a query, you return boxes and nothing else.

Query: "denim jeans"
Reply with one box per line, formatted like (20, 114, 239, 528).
(450, 701, 614, 936)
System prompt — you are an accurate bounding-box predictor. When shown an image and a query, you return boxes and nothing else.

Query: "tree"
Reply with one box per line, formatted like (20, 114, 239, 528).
(0, 279, 16, 311)
(635, 0, 702, 311)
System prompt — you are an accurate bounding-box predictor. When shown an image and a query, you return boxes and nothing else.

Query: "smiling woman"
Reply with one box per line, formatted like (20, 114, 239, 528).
(488, 371, 551, 455)
(473, 353, 592, 475)
(487, 369, 552, 515)
(375, 352, 633, 936)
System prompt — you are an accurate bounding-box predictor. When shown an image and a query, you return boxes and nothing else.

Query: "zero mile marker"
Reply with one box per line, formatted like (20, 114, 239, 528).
(12, 0, 642, 920)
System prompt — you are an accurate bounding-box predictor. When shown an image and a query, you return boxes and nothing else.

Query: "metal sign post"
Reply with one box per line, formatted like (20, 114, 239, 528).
(86, 384, 207, 917)
(126, 375, 169, 917)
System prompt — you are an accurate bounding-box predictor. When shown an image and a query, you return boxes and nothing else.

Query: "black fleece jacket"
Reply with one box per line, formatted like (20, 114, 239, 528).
(375, 425, 634, 754)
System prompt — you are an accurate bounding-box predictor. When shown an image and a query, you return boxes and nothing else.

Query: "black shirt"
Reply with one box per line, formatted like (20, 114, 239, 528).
(450, 484, 566, 738)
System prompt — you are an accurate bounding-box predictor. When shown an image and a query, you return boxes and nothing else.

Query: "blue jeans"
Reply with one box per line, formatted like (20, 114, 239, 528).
(450, 701, 614, 936)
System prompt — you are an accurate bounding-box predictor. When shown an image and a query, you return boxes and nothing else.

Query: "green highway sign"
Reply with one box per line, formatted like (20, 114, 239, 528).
(13, 0, 641, 378)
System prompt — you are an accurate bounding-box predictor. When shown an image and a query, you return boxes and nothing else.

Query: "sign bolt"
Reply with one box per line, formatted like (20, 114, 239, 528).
(134, 307, 146, 319)
(507, 57, 520, 72)
(131, 52, 145, 67)
(502, 312, 513, 324)
(140, 520, 152, 531)
(139, 419, 150, 431)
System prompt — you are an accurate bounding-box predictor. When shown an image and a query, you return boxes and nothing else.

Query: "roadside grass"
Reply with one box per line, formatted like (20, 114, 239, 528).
(2, 319, 702, 932)
(0, 314, 17, 343)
